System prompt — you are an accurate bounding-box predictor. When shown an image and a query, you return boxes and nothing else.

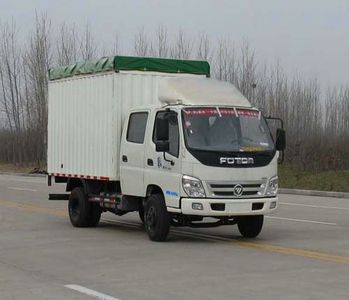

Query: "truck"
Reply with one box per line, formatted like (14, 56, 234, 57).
(47, 56, 286, 241)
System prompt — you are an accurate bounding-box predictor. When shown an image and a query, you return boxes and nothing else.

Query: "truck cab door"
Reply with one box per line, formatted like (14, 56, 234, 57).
(120, 111, 149, 196)
(144, 109, 182, 208)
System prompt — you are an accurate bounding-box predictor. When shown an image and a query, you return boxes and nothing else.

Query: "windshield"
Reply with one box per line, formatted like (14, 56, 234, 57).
(182, 107, 274, 152)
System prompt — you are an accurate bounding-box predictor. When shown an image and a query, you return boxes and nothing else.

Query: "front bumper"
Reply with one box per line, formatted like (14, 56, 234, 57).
(180, 197, 278, 216)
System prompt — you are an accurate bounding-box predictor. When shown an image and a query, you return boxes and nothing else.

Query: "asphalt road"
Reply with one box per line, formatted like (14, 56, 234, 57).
(0, 174, 348, 300)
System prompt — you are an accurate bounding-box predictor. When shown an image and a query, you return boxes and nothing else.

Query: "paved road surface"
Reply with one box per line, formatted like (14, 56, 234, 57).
(0, 174, 348, 300)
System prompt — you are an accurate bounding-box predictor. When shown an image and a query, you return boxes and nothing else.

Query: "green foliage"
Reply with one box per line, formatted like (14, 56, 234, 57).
(279, 165, 349, 192)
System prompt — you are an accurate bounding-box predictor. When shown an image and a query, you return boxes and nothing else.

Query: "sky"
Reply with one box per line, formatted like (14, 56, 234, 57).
(1, 0, 349, 88)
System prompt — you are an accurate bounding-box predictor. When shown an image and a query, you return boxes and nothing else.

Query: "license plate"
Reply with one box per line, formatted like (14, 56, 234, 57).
(226, 202, 251, 212)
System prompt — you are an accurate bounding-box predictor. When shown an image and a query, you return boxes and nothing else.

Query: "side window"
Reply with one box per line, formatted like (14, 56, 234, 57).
(153, 111, 179, 157)
(127, 112, 148, 144)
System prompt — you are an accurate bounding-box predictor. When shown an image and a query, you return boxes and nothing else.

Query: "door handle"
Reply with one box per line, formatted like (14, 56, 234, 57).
(147, 158, 154, 166)
(122, 155, 128, 162)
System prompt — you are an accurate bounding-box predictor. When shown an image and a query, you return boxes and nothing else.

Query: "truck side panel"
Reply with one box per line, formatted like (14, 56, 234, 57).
(48, 71, 202, 182)
(48, 73, 118, 180)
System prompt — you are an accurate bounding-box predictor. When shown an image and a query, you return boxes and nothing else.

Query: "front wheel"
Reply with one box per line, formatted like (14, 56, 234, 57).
(138, 208, 145, 224)
(237, 215, 264, 238)
(144, 194, 170, 242)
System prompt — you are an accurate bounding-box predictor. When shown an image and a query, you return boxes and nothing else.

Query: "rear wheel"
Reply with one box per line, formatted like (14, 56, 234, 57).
(88, 202, 102, 227)
(237, 215, 264, 238)
(68, 187, 90, 227)
(68, 187, 101, 227)
(144, 194, 170, 241)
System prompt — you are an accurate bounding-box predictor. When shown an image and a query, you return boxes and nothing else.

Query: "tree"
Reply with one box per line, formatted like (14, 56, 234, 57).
(23, 13, 52, 165)
(153, 25, 169, 58)
(56, 23, 79, 66)
(197, 33, 212, 61)
(134, 27, 151, 57)
(80, 23, 98, 60)
(171, 29, 192, 59)
(0, 20, 25, 163)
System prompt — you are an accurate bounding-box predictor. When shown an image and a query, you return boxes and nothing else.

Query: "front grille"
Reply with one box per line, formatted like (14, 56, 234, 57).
(210, 183, 261, 189)
(206, 180, 267, 199)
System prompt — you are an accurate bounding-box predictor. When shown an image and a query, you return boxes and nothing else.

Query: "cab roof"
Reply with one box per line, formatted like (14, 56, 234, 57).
(159, 77, 252, 107)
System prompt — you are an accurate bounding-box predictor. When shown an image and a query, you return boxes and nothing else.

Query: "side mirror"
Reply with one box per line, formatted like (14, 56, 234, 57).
(156, 115, 169, 141)
(156, 140, 169, 152)
(276, 128, 286, 151)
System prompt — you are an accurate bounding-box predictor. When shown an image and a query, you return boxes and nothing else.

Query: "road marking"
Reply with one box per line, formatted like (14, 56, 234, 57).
(65, 284, 120, 300)
(1, 199, 348, 265)
(266, 215, 337, 226)
(102, 219, 349, 265)
(233, 241, 349, 265)
(8, 187, 37, 192)
(280, 202, 349, 210)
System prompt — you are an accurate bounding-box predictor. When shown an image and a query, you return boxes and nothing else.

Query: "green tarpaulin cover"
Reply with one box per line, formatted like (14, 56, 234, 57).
(49, 56, 210, 80)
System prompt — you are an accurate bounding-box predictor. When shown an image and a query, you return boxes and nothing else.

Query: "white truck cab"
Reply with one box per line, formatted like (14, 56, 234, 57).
(47, 56, 285, 241)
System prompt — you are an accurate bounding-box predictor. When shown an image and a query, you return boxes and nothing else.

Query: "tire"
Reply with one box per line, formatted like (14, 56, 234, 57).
(144, 194, 170, 241)
(88, 202, 102, 227)
(138, 207, 145, 224)
(237, 215, 264, 238)
(68, 187, 101, 227)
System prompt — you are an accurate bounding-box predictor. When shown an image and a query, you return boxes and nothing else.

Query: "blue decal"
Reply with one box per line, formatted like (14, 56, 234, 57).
(166, 190, 179, 197)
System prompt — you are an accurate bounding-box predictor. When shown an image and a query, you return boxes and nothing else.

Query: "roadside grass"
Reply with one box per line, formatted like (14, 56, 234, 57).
(0, 163, 45, 174)
(279, 165, 349, 192)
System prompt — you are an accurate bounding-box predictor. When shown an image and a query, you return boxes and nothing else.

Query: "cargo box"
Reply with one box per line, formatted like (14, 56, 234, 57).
(47, 56, 209, 180)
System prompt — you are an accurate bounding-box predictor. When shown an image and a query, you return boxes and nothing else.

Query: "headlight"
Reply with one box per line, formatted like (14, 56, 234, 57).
(266, 176, 278, 196)
(182, 175, 206, 198)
